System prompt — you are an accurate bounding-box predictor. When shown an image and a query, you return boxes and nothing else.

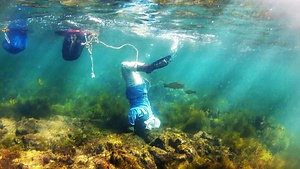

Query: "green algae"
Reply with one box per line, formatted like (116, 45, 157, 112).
(207, 109, 290, 155)
(158, 100, 210, 133)
(0, 88, 129, 132)
(0, 109, 297, 168)
(0, 102, 15, 119)
(155, 99, 297, 168)
(0, 97, 53, 120)
(0, 84, 298, 168)
(0, 134, 18, 149)
(85, 92, 129, 132)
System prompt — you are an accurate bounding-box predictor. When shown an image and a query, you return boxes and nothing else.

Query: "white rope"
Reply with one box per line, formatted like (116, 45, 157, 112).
(83, 34, 96, 78)
(82, 33, 139, 78)
(97, 41, 139, 63)
(4, 33, 10, 44)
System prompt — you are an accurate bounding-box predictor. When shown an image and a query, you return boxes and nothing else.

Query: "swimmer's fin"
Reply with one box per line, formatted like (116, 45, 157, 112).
(137, 55, 172, 74)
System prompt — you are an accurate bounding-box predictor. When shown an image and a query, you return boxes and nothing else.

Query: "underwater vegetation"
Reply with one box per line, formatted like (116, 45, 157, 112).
(0, 83, 129, 131)
(157, 100, 210, 133)
(0, 91, 299, 168)
(0, 56, 298, 167)
(156, 99, 298, 168)
(0, 62, 298, 168)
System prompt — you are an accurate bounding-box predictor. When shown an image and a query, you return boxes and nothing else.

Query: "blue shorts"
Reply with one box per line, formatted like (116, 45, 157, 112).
(126, 83, 153, 125)
(128, 106, 152, 125)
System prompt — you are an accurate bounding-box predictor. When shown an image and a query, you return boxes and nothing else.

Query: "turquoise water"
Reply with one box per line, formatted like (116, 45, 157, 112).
(1, 0, 300, 167)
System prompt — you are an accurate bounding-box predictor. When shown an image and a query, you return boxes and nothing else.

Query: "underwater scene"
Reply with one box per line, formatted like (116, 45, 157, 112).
(0, 0, 300, 168)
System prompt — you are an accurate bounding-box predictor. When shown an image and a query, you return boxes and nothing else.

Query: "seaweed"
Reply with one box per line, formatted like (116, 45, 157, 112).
(0, 75, 298, 168)
(158, 100, 210, 134)
(83, 92, 129, 133)
(14, 98, 53, 119)
(154, 99, 297, 168)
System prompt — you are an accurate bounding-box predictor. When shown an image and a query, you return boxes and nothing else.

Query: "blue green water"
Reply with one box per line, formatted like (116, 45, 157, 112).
(1, 0, 300, 167)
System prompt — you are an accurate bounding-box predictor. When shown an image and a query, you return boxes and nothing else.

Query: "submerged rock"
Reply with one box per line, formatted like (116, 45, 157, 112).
(15, 117, 38, 136)
(0, 119, 8, 140)
(0, 116, 283, 168)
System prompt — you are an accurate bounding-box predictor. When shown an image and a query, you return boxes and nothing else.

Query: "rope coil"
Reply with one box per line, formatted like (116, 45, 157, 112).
(83, 33, 139, 78)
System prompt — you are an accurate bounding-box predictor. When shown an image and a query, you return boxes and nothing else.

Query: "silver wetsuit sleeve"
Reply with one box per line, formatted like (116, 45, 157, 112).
(121, 61, 145, 87)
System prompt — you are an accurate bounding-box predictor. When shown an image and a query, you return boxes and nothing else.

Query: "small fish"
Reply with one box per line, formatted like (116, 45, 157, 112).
(163, 82, 185, 89)
(185, 90, 196, 94)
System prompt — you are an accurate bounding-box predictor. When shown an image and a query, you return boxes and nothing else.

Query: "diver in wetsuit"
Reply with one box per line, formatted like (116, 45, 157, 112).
(55, 29, 89, 61)
(2, 6, 30, 55)
(122, 55, 172, 139)
(2, 22, 29, 54)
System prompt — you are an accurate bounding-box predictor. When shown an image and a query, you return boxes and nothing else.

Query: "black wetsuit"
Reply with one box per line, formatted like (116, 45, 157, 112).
(56, 30, 86, 61)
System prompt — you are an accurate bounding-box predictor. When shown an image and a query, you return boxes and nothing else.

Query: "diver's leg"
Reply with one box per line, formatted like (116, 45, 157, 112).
(137, 55, 172, 74)
(134, 114, 150, 143)
(121, 61, 145, 87)
(134, 115, 147, 136)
